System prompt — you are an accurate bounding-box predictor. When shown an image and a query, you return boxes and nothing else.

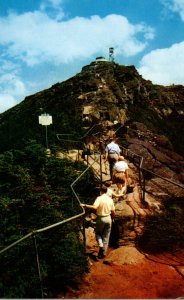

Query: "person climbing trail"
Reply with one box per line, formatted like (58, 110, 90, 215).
(112, 155, 129, 192)
(81, 185, 115, 259)
(104, 136, 121, 179)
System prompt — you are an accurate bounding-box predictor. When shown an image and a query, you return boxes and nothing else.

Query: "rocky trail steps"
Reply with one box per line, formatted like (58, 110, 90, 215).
(56, 128, 184, 299)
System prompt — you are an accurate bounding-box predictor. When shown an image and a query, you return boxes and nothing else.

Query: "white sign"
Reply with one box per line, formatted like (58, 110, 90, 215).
(39, 114, 52, 126)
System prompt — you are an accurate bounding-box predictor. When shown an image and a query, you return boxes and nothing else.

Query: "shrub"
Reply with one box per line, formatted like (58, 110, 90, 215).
(0, 141, 96, 298)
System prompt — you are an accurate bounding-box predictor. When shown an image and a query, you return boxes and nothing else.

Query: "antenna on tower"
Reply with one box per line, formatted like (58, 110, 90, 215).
(109, 47, 114, 62)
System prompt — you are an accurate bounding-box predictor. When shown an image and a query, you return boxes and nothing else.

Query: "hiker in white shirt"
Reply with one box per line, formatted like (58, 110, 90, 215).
(112, 156, 129, 192)
(104, 136, 121, 179)
(81, 185, 115, 259)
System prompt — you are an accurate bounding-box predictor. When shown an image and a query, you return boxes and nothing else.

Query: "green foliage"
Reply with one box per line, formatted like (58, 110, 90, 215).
(44, 228, 89, 293)
(0, 239, 41, 298)
(0, 141, 96, 298)
(13, 139, 46, 172)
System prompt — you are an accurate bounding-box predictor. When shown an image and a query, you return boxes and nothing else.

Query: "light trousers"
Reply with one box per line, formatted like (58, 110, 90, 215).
(95, 215, 112, 254)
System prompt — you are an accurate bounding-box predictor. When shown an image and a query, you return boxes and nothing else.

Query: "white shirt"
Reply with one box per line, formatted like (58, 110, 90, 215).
(106, 188, 113, 198)
(93, 193, 115, 216)
(105, 141, 121, 155)
(113, 161, 128, 172)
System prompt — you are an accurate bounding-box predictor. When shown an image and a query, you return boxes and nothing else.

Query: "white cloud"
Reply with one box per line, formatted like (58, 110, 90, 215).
(0, 74, 26, 97)
(0, 94, 18, 112)
(138, 41, 184, 85)
(0, 72, 27, 112)
(161, 0, 184, 21)
(0, 12, 154, 67)
(0, 8, 154, 112)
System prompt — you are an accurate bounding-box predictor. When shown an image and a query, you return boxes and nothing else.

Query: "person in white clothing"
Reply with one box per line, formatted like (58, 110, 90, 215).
(112, 156, 129, 192)
(81, 185, 115, 259)
(104, 136, 121, 179)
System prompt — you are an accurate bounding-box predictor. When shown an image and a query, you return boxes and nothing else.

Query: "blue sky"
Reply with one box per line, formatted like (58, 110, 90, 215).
(0, 0, 184, 112)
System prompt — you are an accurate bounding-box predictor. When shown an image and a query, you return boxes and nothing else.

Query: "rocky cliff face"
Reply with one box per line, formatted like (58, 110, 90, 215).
(0, 60, 184, 155)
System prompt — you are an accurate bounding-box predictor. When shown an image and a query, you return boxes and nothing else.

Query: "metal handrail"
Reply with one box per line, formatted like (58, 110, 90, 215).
(81, 123, 103, 139)
(0, 211, 85, 255)
(56, 123, 103, 142)
(119, 144, 184, 201)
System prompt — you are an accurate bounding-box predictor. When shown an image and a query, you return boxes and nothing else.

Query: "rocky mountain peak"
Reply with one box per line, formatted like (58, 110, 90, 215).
(0, 61, 183, 156)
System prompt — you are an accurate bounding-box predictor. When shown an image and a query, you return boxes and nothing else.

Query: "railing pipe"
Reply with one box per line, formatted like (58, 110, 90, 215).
(0, 232, 33, 254)
(36, 211, 85, 234)
(141, 167, 184, 189)
(82, 217, 86, 249)
(99, 152, 103, 185)
(81, 124, 102, 139)
(142, 172, 146, 203)
(33, 233, 44, 299)
(0, 211, 86, 255)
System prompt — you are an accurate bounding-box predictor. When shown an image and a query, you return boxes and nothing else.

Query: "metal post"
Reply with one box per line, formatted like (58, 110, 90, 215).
(82, 217, 86, 249)
(99, 152, 102, 185)
(45, 125, 48, 149)
(142, 172, 146, 204)
(33, 234, 44, 299)
(138, 156, 141, 186)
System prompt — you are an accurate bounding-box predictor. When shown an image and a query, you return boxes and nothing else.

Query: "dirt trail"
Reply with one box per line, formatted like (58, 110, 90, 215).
(58, 247, 184, 299)
(60, 150, 184, 299)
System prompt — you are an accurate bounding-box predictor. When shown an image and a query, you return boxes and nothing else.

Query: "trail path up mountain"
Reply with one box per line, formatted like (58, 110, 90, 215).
(56, 137, 184, 299)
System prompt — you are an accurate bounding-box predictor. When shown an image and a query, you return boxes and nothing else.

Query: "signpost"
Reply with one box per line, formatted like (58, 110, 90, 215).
(38, 113, 52, 149)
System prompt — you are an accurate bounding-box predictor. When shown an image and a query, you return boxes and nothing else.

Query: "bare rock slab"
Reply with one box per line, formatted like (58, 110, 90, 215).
(104, 246, 145, 266)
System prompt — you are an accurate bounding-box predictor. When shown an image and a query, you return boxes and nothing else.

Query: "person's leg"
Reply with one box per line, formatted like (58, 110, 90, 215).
(109, 156, 117, 179)
(95, 217, 105, 248)
(108, 154, 117, 179)
(95, 217, 108, 258)
(109, 160, 113, 179)
(102, 216, 112, 254)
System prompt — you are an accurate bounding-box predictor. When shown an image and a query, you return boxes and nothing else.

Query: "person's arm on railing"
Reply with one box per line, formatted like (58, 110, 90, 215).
(80, 203, 98, 210)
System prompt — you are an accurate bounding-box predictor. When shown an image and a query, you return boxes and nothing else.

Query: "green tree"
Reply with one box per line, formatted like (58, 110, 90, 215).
(0, 141, 97, 298)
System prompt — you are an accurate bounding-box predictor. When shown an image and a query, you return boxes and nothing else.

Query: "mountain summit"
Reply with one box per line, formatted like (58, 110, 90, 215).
(0, 60, 184, 154)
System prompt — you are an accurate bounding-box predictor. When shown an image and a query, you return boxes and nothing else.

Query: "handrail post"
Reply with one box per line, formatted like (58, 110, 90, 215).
(138, 156, 141, 186)
(99, 151, 103, 185)
(142, 171, 146, 204)
(86, 145, 90, 165)
(33, 233, 44, 299)
(82, 216, 86, 249)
